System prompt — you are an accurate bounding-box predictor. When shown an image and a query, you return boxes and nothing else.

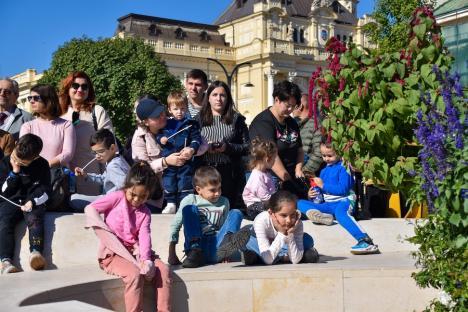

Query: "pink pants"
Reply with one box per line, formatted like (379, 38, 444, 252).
(100, 254, 172, 312)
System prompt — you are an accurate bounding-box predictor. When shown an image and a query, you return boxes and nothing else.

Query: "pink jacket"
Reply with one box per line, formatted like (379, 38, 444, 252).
(87, 190, 152, 261)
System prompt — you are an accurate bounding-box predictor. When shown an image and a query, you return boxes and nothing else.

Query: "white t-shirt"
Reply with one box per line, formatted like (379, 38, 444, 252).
(253, 211, 304, 264)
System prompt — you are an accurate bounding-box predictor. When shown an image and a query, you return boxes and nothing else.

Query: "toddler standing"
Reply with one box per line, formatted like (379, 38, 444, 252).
(156, 91, 202, 214)
(85, 161, 171, 312)
(242, 138, 277, 220)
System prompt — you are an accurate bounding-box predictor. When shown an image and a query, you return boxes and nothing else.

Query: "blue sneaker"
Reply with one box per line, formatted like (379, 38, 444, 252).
(350, 236, 379, 255)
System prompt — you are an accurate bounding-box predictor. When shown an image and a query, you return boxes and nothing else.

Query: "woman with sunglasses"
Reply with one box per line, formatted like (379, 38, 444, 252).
(19, 84, 76, 168)
(59, 71, 113, 195)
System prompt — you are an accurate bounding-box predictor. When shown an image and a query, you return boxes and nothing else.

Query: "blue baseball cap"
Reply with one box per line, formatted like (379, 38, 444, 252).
(136, 98, 165, 120)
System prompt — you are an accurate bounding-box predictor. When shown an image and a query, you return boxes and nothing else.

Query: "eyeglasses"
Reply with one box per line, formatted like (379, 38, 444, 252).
(71, 82, 89, 91)
(27, 95, 42, 102)
(0, 88, 12, 96)
(92, 149, 107, 155)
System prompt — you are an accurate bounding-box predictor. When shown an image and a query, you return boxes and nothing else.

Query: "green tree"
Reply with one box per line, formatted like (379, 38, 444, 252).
(364, 0, 436, 52)
(40, 37, 181, 140)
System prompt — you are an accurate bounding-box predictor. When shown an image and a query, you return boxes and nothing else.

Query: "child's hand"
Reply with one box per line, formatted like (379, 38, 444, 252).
(180, 147, 195, 160)
(295, 167, 305, 179)
(307, 188, 319, 199)
(160, 136, 168, 145)
(20, 201, 33, 212)
(286, 211, 301, 235)
(313, 177, 324, 188)
(10, 151, 21, 173)
(140, 260, 155, 281)
(168, 243, 181, 265)
(75, 167, 87, 177)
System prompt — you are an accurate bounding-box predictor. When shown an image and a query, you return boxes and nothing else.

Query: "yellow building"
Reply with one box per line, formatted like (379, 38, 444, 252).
(116, 0, 371, 123)
(11, 69, 43, 113)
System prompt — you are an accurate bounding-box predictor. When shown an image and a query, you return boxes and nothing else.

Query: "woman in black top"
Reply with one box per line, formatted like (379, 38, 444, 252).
(249, 80, 307, 198)
(195, 81, 249, 208)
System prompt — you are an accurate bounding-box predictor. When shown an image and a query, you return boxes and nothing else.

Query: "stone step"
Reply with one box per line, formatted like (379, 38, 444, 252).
(0, 253, 437, 312)
(12, 213, 420, 271)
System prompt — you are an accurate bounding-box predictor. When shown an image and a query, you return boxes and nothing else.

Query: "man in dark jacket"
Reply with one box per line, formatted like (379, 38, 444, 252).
(0, 78, 33, 140)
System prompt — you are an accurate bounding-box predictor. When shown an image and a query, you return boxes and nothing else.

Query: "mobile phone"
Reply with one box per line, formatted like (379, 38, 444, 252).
(211, 142, 222, 148)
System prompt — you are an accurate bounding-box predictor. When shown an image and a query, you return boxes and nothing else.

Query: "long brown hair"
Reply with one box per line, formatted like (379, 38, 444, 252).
(59, 71, 96, 113)
(30, 84, 62, 118)
(199, 80, 236, 126)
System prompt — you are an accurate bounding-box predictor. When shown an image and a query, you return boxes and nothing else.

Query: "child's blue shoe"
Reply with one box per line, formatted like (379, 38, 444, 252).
(350, 236, 379, 255)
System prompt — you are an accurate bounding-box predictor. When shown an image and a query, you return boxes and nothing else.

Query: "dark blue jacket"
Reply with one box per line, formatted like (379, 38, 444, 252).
(156, 116, 202, 157)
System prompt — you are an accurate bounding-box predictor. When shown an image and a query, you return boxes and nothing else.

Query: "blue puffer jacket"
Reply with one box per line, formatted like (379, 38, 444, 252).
(156, 116, 202, 157)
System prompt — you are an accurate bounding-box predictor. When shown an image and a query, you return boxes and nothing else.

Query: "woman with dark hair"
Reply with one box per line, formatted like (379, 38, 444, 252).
(59, 71, 113, 195)
(196, 80, 249, 208)
(249, 80, 307, 198)
(20, 84, 76, 168)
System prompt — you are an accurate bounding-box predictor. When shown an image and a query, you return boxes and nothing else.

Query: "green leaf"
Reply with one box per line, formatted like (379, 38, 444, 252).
(396, 63, 405, 79)
(389, 82, 403, 97)
(421, 45, 436, 63)
(405, 74, 419, 87)
(382, 64, 396, 79)
(448, 213, 461, 226)
(413, 24, 426, 40)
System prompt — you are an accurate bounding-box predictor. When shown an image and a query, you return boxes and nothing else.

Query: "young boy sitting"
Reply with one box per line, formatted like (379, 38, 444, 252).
(0, 134, 51, 273)
(157, 91, 202, 214)
(168, 166, 250, 268)
(71, 128, 130, 211)
(297, 138, 379, 255)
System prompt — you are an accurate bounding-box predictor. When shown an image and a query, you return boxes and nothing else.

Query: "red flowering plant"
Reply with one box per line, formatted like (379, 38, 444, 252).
(309, 6, 452, 195)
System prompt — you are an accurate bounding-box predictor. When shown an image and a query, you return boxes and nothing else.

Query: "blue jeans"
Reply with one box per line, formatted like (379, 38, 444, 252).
(297, 199, 366, 241)
(246, 229, 314, 264)
(163, 163, 194, 204)
(182, 205, 244, 264)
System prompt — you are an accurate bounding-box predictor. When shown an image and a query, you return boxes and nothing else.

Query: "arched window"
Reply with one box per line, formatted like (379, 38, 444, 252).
(343, 35, 347, 42)
(175, 27, 186, 40)
(336, 34, 341, 41)
(293, 28, 298, 43)
(300, 29, 305, 43)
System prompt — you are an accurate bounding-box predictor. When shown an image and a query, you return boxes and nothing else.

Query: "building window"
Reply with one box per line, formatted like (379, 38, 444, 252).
(175, 27, 186, 40)
(293, 28, 298, 43)
(336, 34, 341, 41)
(349, 35, 353, 42)
(148, 24, 161, 36)
(200, 31, 211, 42)
(343, 35, 347, 42)
(300, 29, 305, 43)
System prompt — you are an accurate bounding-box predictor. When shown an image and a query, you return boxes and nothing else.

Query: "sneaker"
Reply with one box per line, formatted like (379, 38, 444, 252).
(1, 260, 19, 274)
(241, 250, 259, 265)
(182, 248, 205, 268)
(216, 226, 251, 262)
(162, 203, 177, 214)
(301, 247, 320, 263)
(350, 236, 380, 255)
(29, 251, 46, 270)
(306, 209, 334, 225)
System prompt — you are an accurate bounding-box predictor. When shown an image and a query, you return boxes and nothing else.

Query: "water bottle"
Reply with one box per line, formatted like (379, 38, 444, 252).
(309, 178, 324, 204)
(63, 168, 76, 193)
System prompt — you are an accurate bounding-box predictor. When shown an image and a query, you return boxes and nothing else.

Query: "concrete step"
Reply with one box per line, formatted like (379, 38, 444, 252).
(0, 252, 437, 312)
(12, 213, 421, 271)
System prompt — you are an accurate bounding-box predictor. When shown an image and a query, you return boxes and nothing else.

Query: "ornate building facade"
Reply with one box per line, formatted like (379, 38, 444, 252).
(115, 0, 371, 122)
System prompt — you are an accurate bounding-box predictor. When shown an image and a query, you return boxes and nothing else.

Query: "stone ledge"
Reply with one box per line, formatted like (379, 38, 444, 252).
(12, 213, 420, 271)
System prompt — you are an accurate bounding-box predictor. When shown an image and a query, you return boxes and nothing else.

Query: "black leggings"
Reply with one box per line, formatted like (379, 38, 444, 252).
(0, 202, 45, 260)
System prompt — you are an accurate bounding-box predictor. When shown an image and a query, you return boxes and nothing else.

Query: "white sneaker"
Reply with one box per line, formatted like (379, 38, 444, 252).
(162, 203, 177, 214)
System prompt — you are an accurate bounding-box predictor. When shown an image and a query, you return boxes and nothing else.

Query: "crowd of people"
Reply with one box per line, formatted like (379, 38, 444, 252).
(0, 69, 379, 312)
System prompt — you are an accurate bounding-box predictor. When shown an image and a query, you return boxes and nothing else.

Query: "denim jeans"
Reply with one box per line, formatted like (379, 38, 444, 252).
(297, 199, 366, 241)
(246, 228, 314, 264)
(182, 205, 243, 264)
(0, 202, 45, 260)
(70, 194, 101, 212)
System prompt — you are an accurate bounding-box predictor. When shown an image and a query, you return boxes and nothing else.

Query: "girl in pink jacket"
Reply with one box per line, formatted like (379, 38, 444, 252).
(85, 161, 171, 312)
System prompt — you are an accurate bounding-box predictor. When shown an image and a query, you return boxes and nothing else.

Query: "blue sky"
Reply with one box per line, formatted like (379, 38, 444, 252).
(1, 0, 375, 77)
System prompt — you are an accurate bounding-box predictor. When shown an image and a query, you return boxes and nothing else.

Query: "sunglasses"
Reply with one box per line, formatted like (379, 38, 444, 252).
(71, 82, 89, 91)
(27, 95, 42, 102)
(72, 111, 80, 126)
(0, 88, 12, 96)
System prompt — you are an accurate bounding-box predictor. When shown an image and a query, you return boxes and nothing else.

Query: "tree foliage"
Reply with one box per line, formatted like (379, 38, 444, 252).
(364, 0, 436, 53)
(40, 37, 181, 140)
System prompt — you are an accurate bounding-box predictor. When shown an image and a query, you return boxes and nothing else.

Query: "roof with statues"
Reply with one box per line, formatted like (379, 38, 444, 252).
(215, 0, 357, 25)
